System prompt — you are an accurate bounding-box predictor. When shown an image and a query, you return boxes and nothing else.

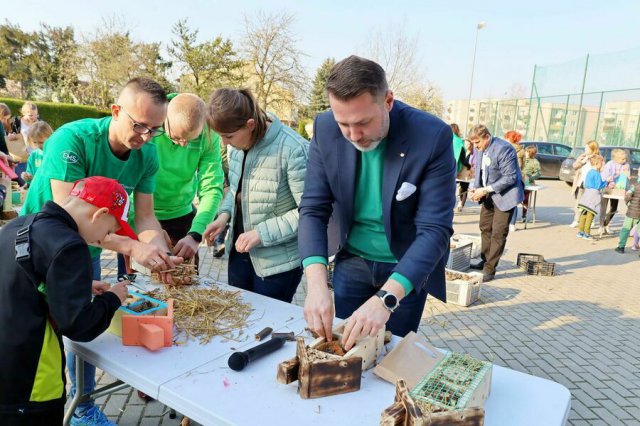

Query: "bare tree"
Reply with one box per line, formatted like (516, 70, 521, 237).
(363, 25, 422, 99)
(402, 82, 444, 116)
(240, 11, 308, 114)
(505, 83, 529, 99)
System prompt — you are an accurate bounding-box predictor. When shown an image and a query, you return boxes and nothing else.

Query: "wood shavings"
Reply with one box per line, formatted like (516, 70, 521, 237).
(150, 286, 254, 344)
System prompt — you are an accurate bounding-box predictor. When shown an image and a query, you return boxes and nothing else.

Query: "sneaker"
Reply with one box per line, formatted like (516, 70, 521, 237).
(569, 221, 579, 228)
(576, 232, 585, 238)
(603, 226, 612, 235)
(70, 406, 116, 426)
(614, 247, 625, 254)
(521, 216, 527, 223)
(582, 234, 594, 240)
(631, 246, 639, 251)
(509, 224, 516, 232)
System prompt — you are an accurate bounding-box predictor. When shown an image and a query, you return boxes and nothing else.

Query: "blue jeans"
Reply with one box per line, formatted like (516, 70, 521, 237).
(66, 256, 101, 414)
(332, 251, 429, 337)
(228, 249, 302, 303)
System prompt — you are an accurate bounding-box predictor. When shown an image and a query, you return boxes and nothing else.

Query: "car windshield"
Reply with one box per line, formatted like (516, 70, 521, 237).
(629, 150, 640, 165)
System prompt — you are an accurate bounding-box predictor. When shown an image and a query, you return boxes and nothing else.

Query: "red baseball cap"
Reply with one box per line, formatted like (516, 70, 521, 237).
(69, 177, 138, 240)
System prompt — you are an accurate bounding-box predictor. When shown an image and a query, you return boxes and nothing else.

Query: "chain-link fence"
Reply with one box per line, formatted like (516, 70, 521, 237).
(468, 47, 640, 147)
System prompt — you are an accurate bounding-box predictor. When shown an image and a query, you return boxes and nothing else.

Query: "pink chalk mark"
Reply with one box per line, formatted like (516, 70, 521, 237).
(223, 377, 231, 388)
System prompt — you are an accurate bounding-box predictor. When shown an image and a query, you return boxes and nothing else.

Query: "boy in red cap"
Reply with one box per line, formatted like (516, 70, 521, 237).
(0, 176, 132, 425)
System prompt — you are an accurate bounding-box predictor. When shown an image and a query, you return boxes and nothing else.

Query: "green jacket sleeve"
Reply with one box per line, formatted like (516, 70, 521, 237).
(189, 130, 225, 235)
(255, 142, 309, 247)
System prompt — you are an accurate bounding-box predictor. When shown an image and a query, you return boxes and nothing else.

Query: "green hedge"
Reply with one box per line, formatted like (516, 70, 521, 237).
(0, 98, 110, 130)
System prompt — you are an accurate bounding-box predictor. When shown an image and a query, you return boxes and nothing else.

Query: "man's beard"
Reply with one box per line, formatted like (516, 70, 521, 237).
(348, 138, 383, 152)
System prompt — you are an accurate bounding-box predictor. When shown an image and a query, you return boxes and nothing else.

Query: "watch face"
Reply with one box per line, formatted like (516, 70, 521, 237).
(384, 294, 398, 309)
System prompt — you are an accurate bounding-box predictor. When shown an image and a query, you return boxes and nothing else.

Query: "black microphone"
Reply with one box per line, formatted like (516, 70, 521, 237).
(228, 337, 286, 371)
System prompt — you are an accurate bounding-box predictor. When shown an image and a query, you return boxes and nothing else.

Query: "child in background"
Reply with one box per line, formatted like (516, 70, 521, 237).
(521, 145, 541, 222)
(21, 121, 53, 185)
(614, 179, 640, 253)
(577, 155, 608, 240)
(601, 148, 630, 233)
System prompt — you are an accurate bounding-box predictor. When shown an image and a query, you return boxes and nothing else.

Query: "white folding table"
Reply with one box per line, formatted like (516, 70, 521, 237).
(64, 283, 571, 425)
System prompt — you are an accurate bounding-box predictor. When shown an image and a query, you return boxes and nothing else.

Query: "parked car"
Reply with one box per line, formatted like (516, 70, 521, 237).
(559, 146, 640, 185)
(520, 141, 572, 179)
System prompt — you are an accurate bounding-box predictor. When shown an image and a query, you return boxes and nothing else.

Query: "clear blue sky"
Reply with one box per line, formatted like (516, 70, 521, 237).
(15, 0, 640, 101)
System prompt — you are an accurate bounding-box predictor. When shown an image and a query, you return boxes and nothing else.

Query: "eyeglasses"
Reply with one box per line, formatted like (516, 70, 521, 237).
(118, 105, 165, 137)
(165, 116, 189, 144)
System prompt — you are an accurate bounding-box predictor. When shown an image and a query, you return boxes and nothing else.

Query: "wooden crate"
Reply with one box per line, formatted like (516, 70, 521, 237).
(277, 322, 385, 399)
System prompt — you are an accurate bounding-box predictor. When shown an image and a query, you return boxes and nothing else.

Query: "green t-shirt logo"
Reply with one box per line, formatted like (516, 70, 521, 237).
(62, 151, 79, 164)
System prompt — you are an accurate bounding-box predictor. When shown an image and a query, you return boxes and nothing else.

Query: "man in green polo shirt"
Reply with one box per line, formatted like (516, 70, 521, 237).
(21, 77, 181, 426)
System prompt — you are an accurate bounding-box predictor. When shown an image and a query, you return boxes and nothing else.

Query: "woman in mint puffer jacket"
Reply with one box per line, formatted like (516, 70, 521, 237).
(204, 88, 309, 303)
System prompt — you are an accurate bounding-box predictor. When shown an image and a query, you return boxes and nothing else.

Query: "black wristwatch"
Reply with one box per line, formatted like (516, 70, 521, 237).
(187, 232, 202, 243)
(376, 290, 399, 313)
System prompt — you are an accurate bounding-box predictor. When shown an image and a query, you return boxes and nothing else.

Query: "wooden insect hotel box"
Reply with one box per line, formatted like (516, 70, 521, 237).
(376, 332, 491, 425)
(277, 322, 385, 399)
(108, 292, 174, 351)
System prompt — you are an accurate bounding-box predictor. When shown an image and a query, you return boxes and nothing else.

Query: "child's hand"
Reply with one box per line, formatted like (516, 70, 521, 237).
(21, 172, 33, 181)
(91, 280, 111, 295)
(108, 281, 129, 304)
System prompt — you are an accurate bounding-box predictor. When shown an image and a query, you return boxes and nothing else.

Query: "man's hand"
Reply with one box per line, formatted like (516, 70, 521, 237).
(173, 234, 199, 259)
(204, 213, 230, 246)
(470, 187, 488, 202)
(108, 281, 129, 304)
(303, 264, 335, 340)
(92, 280, 111, 295)
(130, 240, 183, 277)
(341, 297, 390, 351)
(235, 230, 261, 253)
(6, 133, 19, 142)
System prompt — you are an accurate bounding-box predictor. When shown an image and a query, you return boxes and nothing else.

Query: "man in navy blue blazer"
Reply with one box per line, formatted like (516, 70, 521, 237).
(468, 124, 524, 281)
(298, 56, 456, 350)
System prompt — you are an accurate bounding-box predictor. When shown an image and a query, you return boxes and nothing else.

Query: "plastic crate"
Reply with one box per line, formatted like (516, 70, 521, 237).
(445, 269, 483, 307)
(452, 234, 481, 259)
(447, 241, 472, 271)
(517, 253, 556, 276)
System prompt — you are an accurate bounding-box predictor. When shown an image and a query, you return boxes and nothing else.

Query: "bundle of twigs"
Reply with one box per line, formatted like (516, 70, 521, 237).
(154, 286, 254, 344)
(151, 261, 198, 285)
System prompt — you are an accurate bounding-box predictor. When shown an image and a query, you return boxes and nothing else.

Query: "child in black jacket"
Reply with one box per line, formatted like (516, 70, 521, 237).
(0, 176, 136, 424)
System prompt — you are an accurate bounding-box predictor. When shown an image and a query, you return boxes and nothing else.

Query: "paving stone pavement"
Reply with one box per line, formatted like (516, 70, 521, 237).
(73, 180, 638, 425)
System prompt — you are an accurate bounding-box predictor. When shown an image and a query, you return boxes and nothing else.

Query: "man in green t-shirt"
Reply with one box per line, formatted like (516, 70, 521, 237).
(21, 77, 181, 425)
(148, 93, 224, 266)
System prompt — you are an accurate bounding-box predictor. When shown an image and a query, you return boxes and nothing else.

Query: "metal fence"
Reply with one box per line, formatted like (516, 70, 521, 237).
(478, 48, 640, 148)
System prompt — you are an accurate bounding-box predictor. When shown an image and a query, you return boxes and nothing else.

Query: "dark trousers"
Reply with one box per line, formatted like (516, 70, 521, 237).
(159, 210, 199, 270)
(603, 199, 619, 227)
(227, 249, 302, 303)
(458, 181, 470, 207)
(479, 198, 514, 275)
(331, 250, 429, 337)
(4, 403, 64, 426)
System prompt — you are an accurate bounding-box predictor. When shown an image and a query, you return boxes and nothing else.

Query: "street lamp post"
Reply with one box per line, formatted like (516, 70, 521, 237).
(465, 21, 486, 135)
